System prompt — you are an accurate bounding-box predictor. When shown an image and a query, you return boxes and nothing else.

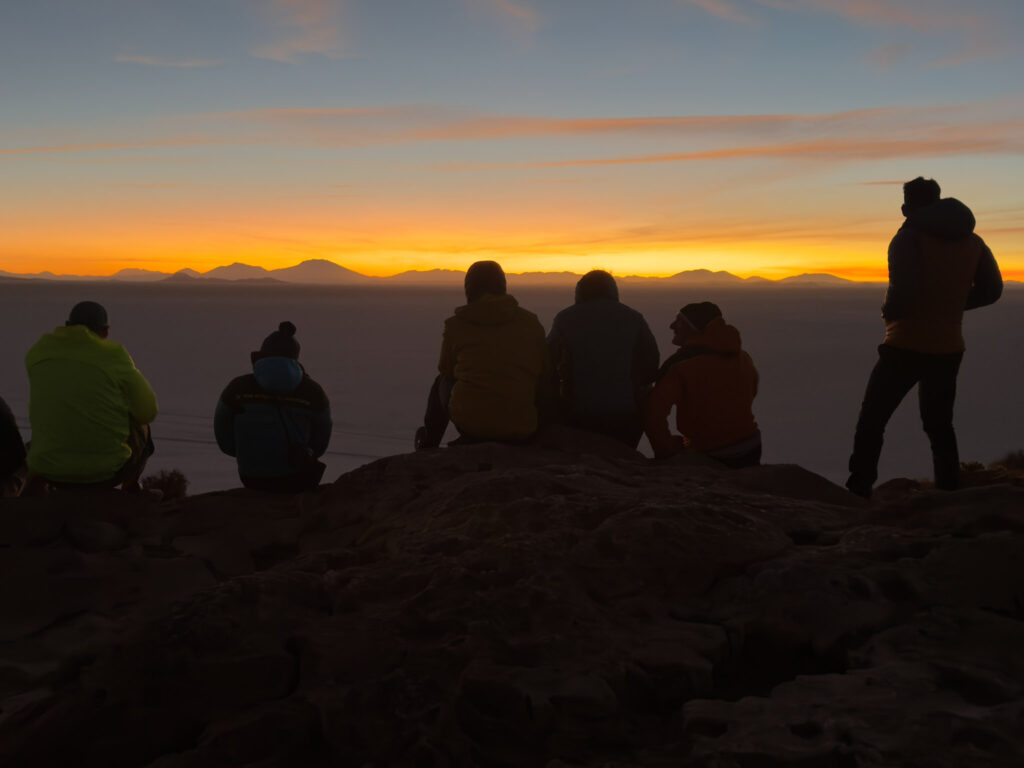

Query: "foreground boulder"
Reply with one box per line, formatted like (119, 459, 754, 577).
(1, 438, 1023, 767)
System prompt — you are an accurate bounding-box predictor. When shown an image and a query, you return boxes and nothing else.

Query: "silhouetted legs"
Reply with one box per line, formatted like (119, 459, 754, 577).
(847, 344, 962, 498)
(416, 375, 453, 450)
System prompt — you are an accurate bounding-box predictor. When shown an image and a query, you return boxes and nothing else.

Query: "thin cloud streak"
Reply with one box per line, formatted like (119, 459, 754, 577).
(115, 54, 219, 68)
(678, 0, 752, 24)
(467, 0, 540, 30)
(0, 139, 224, 156)
(451, 129, 1024, 170)
(251, 0, 345, 63)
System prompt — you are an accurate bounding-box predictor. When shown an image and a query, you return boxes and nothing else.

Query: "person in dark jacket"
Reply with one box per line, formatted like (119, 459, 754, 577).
(1, 395, 27, 496)
(215, 322, 332, 492)
(846, 177, 1002, 498)
(547, 270, 659, 447)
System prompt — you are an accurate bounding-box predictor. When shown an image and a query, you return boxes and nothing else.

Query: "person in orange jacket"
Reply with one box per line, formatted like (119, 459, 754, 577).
(645, 302, 761, 467)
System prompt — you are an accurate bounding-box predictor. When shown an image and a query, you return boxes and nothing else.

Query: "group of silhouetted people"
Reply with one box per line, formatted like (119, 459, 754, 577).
(0, 177, 1003, 500)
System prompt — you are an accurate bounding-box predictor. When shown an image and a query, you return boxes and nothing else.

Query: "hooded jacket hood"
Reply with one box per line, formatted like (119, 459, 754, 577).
(453, 294, 521, 327)
(908, 197, 976, 240)
(253, 356, 303, 394)
(681, 317, 742, 356)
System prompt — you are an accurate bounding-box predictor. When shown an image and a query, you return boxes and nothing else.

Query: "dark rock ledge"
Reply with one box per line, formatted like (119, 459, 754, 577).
(2, 433, 1023, 767)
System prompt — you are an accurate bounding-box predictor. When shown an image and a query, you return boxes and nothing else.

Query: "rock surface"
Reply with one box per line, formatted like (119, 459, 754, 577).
(1, 435, 1023, 767)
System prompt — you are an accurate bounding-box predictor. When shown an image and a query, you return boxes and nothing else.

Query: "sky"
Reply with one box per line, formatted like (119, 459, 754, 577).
(2, 0, 1024, 280)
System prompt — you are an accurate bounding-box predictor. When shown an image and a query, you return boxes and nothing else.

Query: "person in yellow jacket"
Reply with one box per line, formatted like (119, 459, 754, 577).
(415, 261, 549, 448)
(645, 302, 761, 467)
(25, 301, 158, 490)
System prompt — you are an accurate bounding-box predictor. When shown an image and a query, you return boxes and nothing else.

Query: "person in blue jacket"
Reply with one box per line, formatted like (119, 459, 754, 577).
(547, 270, 659, 447)
(215, 322, 332, 492)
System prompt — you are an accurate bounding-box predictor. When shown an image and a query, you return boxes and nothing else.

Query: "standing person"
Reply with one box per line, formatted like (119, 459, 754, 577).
(25, 301, 157, 491)
(215, 322, 332, 492)
(1, 395, 27, 496)
(415, 261, 549, 449)
(547, 270, 659, 447)
(645, 302, 761, 467)
(846, 177, 1002, 498)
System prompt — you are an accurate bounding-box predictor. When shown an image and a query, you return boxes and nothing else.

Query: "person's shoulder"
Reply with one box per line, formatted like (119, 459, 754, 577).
(220, 373, 259, 399)
(297, 374, 330, 403)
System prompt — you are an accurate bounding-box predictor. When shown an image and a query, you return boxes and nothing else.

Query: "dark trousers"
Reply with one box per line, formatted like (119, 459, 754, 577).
(848, 344, 963, 494)
(419, 375, 454, 449)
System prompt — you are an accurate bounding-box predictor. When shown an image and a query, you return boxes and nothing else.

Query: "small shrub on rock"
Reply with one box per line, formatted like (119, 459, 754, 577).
(142, 469, 189, 500)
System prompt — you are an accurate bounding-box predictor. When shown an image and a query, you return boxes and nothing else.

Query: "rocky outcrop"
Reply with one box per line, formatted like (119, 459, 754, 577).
(1, 433, 1023, 767)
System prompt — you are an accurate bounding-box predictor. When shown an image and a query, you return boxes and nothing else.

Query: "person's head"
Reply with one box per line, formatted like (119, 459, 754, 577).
(902, 177, 941, 217)
(251, 321, 300, 365)
(574, 269, 619, 304)
(669, 301, 722, 346)
(464, 261, 507, 303)
(66, 301, 109, 338)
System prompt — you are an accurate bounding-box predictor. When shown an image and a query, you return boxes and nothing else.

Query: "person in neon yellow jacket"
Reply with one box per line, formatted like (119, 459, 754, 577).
(25, 301, 158, 489)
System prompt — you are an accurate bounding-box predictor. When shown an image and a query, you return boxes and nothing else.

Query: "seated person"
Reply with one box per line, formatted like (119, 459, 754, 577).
(547, 270, 659, 447)
(416, 261, 549, 448)
(645, 302, 761, 467)
(1, 395, 27, 497)
(25, 301, 157, 491)
(215, 321, 332, 492)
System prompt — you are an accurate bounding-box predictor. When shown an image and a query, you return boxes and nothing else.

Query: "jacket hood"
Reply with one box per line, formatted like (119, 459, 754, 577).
(253, 356, 304, 394)
(681, 317, 742, 355)
(453, 294, 521, 326)
(907, 197, 976, 240)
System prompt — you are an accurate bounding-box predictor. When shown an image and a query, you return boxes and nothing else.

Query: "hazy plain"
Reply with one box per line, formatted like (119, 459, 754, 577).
(2, 279, 1021, 494)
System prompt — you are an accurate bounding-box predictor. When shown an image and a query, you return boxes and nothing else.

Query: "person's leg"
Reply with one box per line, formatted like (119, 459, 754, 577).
(416, 375, 452, 450)
(117, 421, 155, 491)
(847, 345, 921, 497)
(918, 352, 963, 491)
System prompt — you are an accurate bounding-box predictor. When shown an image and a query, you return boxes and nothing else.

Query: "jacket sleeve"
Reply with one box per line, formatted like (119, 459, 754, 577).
(546, 320, 569, 409)
(632, 319, 660, 389)
(308, 385, 332, 458)
(0, 396, 26, 470)
(881, 228, 915, 321)
(645, 367, 682, 459)
(965, 239, 1002, 310)
(120, 357, 158, 424)
(213, 396, 237, 457)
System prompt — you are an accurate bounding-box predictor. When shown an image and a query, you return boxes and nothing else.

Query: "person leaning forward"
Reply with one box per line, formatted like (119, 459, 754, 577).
(25, 301, 157, 491)
(645, 301, 761, 467)
(415, 261, 550, 448)
(846, 177, 1002, 499)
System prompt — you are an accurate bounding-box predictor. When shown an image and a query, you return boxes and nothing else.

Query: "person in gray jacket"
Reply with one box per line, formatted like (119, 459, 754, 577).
(547, 270, 659, 447)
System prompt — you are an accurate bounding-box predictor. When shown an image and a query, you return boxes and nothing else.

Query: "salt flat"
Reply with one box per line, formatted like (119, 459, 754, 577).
(1, 279, 1021, 493)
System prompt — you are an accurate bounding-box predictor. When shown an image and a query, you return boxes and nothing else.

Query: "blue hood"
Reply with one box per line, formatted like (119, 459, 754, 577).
(253, 357, 303, 393)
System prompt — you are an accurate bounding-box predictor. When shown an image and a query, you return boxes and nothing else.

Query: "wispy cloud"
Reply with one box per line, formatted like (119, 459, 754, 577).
(115, 54, 219, 68)
(0, 139, 221, 157)
(251, 0, 345, 63)
(447, 123, 1024, 170)
(678, 0, 752, 24)
(866, 42, 911, 71)
(465, 0, 540, 31)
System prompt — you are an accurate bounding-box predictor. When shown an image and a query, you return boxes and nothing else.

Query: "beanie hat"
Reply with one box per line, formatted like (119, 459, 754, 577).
(66, 301, 109, 334)
(574, 270, 619, 303)
(464, 261, 507, 303)
(258, 321, 300, 359)
(679, 301, 722, 331)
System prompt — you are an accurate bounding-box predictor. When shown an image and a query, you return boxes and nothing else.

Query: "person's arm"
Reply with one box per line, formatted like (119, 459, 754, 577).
(122, 365, 159, 424)
(633, 319, 660, 389)
(437, 320, 455, 379)
(546, 320, 569, 410)
(0, 396, 26, 468)
(308, 383, 332, 458)
(645, 367, 682, 459)
(881, 228, 915, 321)
(213, 396, 237, 457)
(965, 239, 1002, 310)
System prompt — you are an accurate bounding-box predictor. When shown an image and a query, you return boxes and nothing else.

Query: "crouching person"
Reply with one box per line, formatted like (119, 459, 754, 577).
(645, 302, 761, 467)
(215, 322, 332, 492)
(25, 301, 157, 493)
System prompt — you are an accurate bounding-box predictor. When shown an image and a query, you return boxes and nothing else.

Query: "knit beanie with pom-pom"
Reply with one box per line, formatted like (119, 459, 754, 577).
(257, 321, 301, 359)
